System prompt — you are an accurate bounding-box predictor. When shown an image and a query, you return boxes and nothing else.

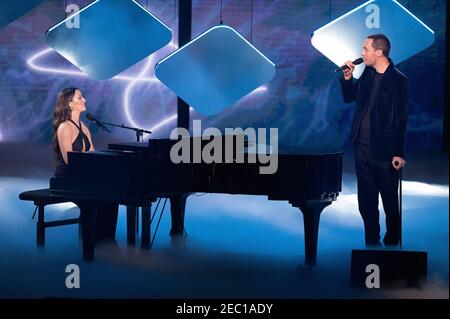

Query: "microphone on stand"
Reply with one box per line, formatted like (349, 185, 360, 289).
(85, 113, 111, 133)
(334, 58, 364, 72)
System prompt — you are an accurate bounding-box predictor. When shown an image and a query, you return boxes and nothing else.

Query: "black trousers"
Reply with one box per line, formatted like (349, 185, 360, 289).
(354, 143, 400, 244)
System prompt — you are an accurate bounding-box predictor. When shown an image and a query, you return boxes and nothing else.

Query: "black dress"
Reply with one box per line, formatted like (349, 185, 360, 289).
(54, 119, 91, 177)
(53, 119, 118, 243)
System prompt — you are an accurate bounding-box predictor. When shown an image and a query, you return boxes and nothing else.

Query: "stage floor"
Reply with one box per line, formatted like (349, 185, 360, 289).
(0, 144, 448, 299)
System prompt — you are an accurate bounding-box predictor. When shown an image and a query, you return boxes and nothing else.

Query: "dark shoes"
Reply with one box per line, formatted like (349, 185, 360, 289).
(383, 233, 400, 246)
(365, 233, 400, 247)
(365, 240, 382, 248)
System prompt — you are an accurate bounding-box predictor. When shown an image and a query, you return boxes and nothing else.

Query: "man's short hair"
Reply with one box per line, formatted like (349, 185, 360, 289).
(367, 34, 391, 57)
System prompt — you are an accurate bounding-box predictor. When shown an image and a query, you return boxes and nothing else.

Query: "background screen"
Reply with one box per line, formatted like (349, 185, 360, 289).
(0, 0, 446, 154)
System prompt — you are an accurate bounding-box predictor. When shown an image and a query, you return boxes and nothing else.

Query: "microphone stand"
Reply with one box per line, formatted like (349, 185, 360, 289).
(101, 121, 152, 142)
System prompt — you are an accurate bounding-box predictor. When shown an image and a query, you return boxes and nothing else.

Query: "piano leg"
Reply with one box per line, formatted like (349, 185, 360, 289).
(76, 202, 118, 261)
(79, 204, 98, 262)
(127, 205, 137, 246)
(292, 201, 332, 266)
(170, 193, 190, 238)
(36, 204, 45, 247)
(141, 203, 151, 249)
(96, 203, 118, 242)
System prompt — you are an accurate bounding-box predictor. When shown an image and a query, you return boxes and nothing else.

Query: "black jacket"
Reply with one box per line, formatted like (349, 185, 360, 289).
(340, 60, 408, 160)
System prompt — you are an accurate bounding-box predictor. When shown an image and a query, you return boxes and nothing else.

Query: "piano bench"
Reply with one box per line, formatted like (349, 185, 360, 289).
(19, 189, 80, 247)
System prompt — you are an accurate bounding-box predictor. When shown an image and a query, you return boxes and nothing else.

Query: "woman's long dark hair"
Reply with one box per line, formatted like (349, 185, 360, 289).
(52, 87, 78, 164)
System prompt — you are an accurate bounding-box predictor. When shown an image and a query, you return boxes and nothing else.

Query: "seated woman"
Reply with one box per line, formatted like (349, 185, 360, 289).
(51, 87, 118, 243)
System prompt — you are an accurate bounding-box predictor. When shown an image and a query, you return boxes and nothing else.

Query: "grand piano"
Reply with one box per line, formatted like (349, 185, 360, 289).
(50, 136, 343, 265)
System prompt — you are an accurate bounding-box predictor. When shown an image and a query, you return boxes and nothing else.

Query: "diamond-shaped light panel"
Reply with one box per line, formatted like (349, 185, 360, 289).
(311, 0, 434, 79)
(0, 0, 45, 30)
(155, 25, 276, 116)
(45, 0, 172, 80)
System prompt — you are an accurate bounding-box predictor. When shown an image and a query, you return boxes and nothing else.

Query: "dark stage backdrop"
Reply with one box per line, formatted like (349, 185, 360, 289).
(0, 0, 446, 154)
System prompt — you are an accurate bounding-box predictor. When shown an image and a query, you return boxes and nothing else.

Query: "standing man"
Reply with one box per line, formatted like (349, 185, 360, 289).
(340, 34, 408, 246)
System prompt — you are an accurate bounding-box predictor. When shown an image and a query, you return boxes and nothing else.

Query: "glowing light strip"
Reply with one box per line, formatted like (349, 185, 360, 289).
(313, 0, 376, 34)
(47, 0, 172, 36)
(156, 25, 275, 67)
(26, 41, 267, 134)
(27, 48, 179, 133)
(149, 113, 177, 132)
(46, 0, 99, 34)
(130, 0, 172, 32)
(123, 56, 155, 128)
(313, 0, 434, 36)
(252, 86, 267, 93)
(27, 48, 158, 83)
(392, 0, 434, 34)
(123, 41, 182, 133)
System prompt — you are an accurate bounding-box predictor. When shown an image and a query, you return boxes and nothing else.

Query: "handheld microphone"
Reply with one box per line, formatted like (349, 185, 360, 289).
(85, 113, 111, 133)
(394, 160, 403, 170)
(334, 58, 364, 72)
